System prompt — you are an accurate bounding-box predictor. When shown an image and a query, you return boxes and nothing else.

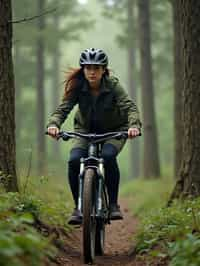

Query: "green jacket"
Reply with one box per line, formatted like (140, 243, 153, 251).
(47, 76, 142, 133)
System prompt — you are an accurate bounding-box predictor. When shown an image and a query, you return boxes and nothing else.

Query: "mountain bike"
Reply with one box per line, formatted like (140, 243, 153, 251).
(47, 130, 135, 264)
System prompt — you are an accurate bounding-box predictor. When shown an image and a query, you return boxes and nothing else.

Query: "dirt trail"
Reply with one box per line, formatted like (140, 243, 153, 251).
(54, 199, 147, 266)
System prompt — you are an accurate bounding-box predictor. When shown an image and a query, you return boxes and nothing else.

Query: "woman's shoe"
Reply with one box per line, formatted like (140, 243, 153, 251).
(109, 204, 123, 220)
(68, 208, 82, 225)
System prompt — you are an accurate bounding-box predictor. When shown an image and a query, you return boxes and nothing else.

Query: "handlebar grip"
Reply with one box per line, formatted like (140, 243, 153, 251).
(45, 131, 61, 140)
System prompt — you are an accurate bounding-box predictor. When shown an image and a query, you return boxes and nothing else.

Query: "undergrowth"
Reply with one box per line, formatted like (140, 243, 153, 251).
(136, 198, 200, 265)
(121, 178, 200, 266)
(0, 174, 73, 266)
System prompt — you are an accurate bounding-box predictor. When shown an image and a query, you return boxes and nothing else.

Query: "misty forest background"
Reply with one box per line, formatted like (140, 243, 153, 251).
(13, 0, 173, 183)
(1, 0, 200, 265)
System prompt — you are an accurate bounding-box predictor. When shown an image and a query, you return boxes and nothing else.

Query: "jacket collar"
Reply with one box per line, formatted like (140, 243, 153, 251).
(81, 76, 111, 94)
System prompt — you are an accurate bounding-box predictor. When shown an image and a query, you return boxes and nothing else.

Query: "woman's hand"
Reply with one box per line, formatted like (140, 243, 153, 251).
(47, 126, 59, 139)
(128, 127, 140, 139)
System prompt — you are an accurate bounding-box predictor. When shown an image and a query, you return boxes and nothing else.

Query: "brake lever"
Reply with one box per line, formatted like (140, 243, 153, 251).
(59, 131, 71, 141)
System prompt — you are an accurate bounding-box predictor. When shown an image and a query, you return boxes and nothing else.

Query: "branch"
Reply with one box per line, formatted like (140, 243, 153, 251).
(9, 8, 57, 24)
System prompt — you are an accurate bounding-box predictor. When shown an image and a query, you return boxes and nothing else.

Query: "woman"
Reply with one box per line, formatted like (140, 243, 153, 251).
(47, 48, 142, 225)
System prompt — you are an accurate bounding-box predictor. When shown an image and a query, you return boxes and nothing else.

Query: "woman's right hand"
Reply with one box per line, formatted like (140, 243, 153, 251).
(47, 126, 59, 139)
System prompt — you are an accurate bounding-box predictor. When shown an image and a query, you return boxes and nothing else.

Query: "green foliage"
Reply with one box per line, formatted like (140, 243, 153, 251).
(0, 171, 73, 266)
(0, 222, 52, 266)
(0, 192, 41, 216)
(134, 198, 200, 266)
(169, 234, 200, 266)
(122, 179, 200, 265)
(18, 174, 73, 227)
(0, 192, 55, 266)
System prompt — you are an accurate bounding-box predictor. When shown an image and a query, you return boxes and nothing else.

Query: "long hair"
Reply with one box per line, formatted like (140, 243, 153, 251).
(63, 67, 110, 101)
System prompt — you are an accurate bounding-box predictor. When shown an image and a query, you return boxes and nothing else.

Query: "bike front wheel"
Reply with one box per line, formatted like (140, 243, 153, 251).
(95, 219, 105, 255)
(83, 168, 96, 264)
(95, 185, 107, 256)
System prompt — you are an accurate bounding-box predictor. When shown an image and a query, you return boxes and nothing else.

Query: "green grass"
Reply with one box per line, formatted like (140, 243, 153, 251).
(120, 176, 174, 216)
(18, 174, 74, 227)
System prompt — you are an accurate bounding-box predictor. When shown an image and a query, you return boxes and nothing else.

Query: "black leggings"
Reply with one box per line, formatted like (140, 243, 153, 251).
(68, 143, 120, 206)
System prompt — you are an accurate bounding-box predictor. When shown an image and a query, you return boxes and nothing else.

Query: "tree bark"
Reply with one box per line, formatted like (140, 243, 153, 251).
(0, 0, 18, 191)
(127, 0, 140, 178)
(36, 0, 46, 174)
(169, 0, 200, 202)
(137, 0, 161, 178)
(172, 0, 184, 179)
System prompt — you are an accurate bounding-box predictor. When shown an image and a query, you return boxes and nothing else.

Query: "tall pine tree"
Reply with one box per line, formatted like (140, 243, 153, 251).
(0, 0, 18, 191)
(169, 1, 200, 200)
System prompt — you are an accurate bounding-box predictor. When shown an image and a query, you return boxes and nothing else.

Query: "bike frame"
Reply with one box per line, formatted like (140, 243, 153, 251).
(51, 130, 131, 221)
(77, 141, 109, 222)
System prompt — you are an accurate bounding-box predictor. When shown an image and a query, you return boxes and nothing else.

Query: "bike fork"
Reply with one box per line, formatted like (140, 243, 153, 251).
(78, 158, 85, 213)
(96, 159, 104, 216)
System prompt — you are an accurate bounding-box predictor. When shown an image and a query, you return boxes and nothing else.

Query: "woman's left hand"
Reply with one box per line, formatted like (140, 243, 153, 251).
(128, 127, 140, 139)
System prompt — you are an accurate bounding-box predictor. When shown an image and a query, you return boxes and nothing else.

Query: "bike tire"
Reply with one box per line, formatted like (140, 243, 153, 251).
(95, 219, 105, 255)
(95, 187, 106, 256)
(83, 168, 96, 264)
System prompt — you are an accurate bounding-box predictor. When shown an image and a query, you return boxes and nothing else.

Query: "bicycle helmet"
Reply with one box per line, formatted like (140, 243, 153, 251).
(79, 48, 108, 67)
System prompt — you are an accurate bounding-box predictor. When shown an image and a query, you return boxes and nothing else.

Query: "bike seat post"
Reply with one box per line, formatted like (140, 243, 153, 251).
(78, 157, 85, 212)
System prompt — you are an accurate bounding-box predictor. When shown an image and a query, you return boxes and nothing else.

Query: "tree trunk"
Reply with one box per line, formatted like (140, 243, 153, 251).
(127, 0, 140, 178)
(0, 0, 18, 191)
(172, 0, 184, 179)
(36, 0, 46, 175)
(169, 0, 200, 201)
(137, 0, 161, 178)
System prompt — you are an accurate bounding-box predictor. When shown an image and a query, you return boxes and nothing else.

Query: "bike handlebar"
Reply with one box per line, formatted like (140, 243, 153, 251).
(45, 130, 141, 143)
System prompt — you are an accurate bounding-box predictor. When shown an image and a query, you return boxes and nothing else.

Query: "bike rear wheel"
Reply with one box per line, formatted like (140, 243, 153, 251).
(83, 168, 96, 264)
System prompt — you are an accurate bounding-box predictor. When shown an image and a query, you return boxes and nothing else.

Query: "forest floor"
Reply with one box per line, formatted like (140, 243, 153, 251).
(48, 199, 168, 266)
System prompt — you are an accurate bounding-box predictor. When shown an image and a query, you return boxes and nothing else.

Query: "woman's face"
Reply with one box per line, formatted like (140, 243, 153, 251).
(83, 65, 105, 87)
